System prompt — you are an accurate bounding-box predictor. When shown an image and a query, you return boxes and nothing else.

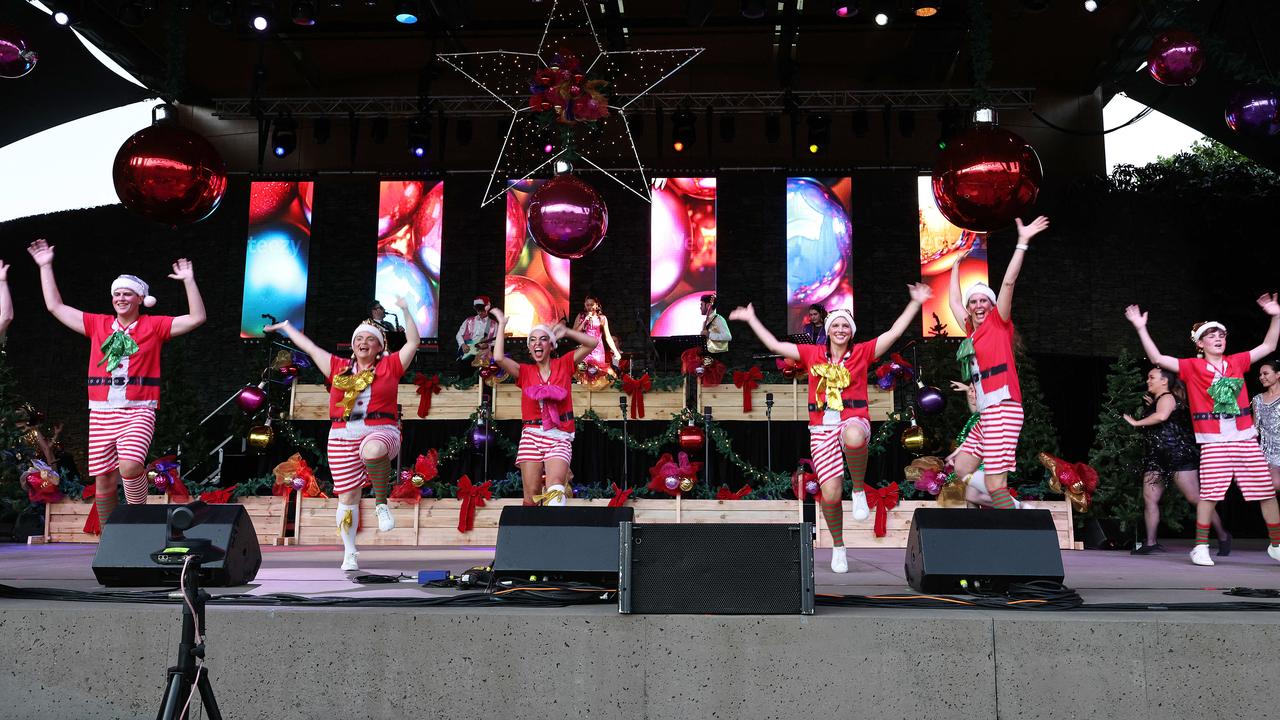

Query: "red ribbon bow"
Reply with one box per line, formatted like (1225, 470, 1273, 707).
(456, 475, 493, 533)
(715, 484, 753, 500)
(621, 373, 651, 419)
(81, 485, 101, 535)
(414, 373, 442, 418)
(864, 482, 900, 538)
(646, 452, 703, 497)
(200, 485, 238, 504)
(390, 476, 422, 505)
(733, 366, 763, 412)
(607, 482, 634, 507)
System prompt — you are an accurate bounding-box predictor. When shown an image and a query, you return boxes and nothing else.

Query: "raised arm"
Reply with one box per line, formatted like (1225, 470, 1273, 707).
(167, 259, 206, 337)
(1124, 305, 1179, 373)
(395, 297, 421, 370)
(874, 283, 932, 358)
(559, 323, 601, 364)
(0, 260, 12, 336)
(948, 241, 969, 330)
(995, 216, 1048, 321)
(1249, 293, 1280, 364)
(727, 303, 800, 361)
(1125, 393, 1176, 428)
(487, 308, 521, 377)
(264, 320, 333, 378)
(26, 240, 85, 335)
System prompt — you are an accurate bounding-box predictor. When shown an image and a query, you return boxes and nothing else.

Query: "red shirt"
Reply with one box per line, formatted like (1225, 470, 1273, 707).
(968, 308, 1021, 409)
(797, 340, 877, 426)
(517, 353, 577, 433)
(84, 313, 174, 409)
(327, 353, 404, 428)
(1178, 352, 1256, 443)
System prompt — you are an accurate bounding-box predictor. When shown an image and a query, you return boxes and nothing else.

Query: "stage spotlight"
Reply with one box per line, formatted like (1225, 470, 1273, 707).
(252, 14, 269, 31)
(874, 12, 888, 25)
(1083, 0, 1099, 11)
(740, 0, 766, 20)
(765, 113, 781, 144)
(371, 117, 389, 144)
(671, 108, 696, 152)
(913, 2, 938, 17)
(292, 1, 317, 26)
(806, 113, 830, 154)
(327, 0, 345, 7)
(395, 0, 420, 24)
(271, 114, 297, 158)
(208, 0, 233, 25)
(53, 10, 70, 25)
(313, 117, 331, 145)
(407, 115, 430, 157)
(898, 109, 915, 137)
(543, 143, 555, 153)
(834, 2, 859, 18)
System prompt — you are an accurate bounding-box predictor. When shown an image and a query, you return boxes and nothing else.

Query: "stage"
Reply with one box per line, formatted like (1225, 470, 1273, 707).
(2, 543, 1280, 720)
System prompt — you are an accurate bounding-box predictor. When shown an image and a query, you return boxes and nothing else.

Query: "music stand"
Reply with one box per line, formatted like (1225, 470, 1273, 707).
(786, 333, 817, 345)
(652, 335, 705, 372)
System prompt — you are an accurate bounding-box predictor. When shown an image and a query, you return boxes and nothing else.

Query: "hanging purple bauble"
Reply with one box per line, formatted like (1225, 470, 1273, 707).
(1146, 31, 1204, 86)
(932, 124, 1043, 233)
(235, 385, 268, 414)
(916, 385, 947, 416)
(525, 173, 608, 259)
(1225, 85, 1280, 138)
(470, 426, 495, 449)
(0, 25, 38, 79)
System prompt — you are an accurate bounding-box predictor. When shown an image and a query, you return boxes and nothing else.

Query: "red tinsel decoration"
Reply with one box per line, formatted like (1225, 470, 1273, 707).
(607, 482, 634, 507)
(715, 484, 753, 500)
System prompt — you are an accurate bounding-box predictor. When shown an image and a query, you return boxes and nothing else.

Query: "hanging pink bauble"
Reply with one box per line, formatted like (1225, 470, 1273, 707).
(1146, 31, 1204, 86)
(0, 25, 38, 79)
(112, 121, 227, 226)
(931, 125, 1042, 233)
(235, 385, 268, 414)
(1225, 85, 1280, 137)
(525, 174, 608, 259)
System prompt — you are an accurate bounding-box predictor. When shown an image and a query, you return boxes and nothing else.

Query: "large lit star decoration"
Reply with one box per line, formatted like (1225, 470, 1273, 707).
(438, 0, 702, 205)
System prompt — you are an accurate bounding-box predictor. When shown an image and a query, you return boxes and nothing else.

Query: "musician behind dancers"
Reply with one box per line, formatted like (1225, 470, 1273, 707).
(455, 295, 497, 375)
(700, 294, 731, 358)
(802, 304, 828, 345)
(368, 301, 399, 333)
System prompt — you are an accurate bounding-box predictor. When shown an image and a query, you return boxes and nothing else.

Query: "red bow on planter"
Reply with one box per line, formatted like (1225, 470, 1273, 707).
(715, 484, 753, 500)
(389, 476, 421, 505)
(456, 475, 493, 533)
(647, 452, 704, 497)
(82, 485, 101, 535)
(864, 482, 900, 538)
(776, 356, 803, 380)
(622, 373, 651, 418)
(414, 373, 442, 418)
(733, 366, 763, 412)
(200, 485, 237, 504)
(607, 482, 634, 507)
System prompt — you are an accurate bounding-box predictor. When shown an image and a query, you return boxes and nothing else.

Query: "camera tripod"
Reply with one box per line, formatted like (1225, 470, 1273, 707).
(155, 556, 222, 720)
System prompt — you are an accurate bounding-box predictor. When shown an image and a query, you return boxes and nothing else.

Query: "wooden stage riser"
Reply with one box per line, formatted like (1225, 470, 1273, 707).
(290, 383, 894, 422)
(39, 496, 288, 546)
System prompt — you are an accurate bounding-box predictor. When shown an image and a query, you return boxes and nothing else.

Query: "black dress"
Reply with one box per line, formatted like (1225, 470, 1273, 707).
(1140, 392, 1200, 475)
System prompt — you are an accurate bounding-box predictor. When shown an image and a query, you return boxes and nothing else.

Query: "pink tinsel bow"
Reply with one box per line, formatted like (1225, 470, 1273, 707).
(524, 384, 569, 431)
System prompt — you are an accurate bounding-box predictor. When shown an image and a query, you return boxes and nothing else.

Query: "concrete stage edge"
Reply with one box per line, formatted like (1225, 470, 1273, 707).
(2, 543, 1279, 720)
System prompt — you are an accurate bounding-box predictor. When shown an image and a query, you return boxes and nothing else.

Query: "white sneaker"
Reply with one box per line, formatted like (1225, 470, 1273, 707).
(850, 491, 870, 521)
(1189, 544, 1214, 567)
(1016, 500, 1036, 510)
(341, 551, 360, 571)
(830, 546, 848, 574)
(375, 503, 395, 532)
(1267, 544, 1280, 563)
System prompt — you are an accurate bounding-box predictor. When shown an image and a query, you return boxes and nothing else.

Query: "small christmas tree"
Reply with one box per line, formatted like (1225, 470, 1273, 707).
(1084, 349, 1146, 532)
(1007, 345, 1058, 499)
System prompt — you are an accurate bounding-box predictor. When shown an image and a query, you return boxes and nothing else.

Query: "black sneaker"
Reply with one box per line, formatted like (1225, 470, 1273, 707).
(1130, 543, 1165, 555)
(1217, 534, 1232, 557)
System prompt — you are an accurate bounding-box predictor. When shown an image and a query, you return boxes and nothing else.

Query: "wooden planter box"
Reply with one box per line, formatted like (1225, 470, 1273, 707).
(37, 495, 289, 547)
(293, 496, 1075, 550)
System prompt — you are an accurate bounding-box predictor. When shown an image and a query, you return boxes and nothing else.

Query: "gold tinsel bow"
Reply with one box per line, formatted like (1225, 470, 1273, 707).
(331, 368, 376, 420)
(336, 508, 353, 537)
(533, 488, 566, 505)
(810, 363, 851, 412)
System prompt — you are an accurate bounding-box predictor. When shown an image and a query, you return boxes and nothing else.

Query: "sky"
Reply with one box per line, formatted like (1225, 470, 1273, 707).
(1102, 92, 1206, 172)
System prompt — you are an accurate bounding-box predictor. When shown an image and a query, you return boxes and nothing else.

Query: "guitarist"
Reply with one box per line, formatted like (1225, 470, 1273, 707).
(455, 295, 497, 374)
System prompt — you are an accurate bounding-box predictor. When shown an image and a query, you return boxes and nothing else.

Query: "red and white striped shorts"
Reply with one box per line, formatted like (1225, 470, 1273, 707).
(88, 407, 156, 477)
(957, 400, 1024, 475)
(1198, 440, 1275, 502)
(516, 427, 574, 466)
(327, 426, 401, 495)
(809, 416, 872, 486)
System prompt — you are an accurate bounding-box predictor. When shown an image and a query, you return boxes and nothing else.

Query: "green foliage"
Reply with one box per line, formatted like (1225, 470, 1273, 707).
(1084, 350, 1146, 531)
(1109, 139, 1280, 199)
(1008, 346, 1058, 499)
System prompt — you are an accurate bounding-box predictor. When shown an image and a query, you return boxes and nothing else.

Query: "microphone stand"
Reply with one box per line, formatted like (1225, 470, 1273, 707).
(619, 395, 629, 489)
(765, 392, 774, 475)
(703, 405, 713, 488)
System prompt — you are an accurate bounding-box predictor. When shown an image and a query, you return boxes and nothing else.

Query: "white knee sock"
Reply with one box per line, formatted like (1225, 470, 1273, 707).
(546, 484, 568, 506)
(337, 503, 359, 554)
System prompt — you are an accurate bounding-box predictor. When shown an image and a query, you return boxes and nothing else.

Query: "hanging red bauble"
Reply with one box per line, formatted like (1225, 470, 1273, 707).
(931, 124, 1042, 233)
(525, 173, 608, 259)
(678, 424, 705, 452)
(0, 25, 38, 79)
(112, 116, 227, 226)
(1147, 31, 1204, 86)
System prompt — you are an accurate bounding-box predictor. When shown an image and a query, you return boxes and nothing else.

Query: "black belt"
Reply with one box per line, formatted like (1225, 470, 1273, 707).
(524, 412, 575, 426)
(971, 363, 1008, 383)
(332, 411, 398, 422)
(1192, 407, 1252, 421)
(808, 399, 867, 411)
(87, 376, 161, 387)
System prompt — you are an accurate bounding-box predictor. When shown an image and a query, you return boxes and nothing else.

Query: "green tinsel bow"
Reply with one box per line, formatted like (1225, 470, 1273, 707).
(97, 331, 139, 372)
(955, 338, 976, 380)
(1206, 376, 1244, 414)
(943, 412, 984, 485)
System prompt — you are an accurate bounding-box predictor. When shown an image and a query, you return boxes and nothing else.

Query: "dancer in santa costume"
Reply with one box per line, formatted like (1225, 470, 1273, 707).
(1125, 295, 1280, 566)
(489, 307, 598, 506)
(0, 258, 12, 338)
(26, 239, 206, 528)
(266, 296, 420, 571)
(946, 216, 1050, 512)
(730, 283, 931, 573)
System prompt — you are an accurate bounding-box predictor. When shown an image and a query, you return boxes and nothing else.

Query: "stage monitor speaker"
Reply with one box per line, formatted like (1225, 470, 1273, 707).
(904, 508, 1064, 593)
(619, 522, 814, 615)
(92, 504, 262, 587)
(492, 506, 634, 580)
